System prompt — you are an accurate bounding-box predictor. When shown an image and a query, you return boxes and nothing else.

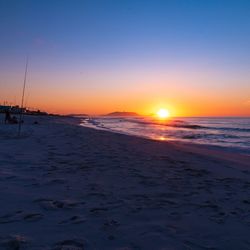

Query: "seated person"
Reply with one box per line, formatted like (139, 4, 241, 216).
(5, 111, 19, 124)
(5, 110, 11, 123)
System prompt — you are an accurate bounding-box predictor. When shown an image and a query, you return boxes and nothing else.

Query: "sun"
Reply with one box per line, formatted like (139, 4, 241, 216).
(156, 108, 170, 119)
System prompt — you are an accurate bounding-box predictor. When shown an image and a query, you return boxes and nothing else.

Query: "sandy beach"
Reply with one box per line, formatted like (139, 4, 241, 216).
(0, 114, 249, 250)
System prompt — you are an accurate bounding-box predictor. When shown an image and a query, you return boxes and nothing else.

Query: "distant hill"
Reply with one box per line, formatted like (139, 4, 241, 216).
(67, 114, 88, 117)
(105, 112, 139, 117)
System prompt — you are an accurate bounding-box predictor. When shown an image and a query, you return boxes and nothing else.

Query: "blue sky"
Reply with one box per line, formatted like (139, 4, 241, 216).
(1, 0, 250, 63)
(0, 0, 250, 115)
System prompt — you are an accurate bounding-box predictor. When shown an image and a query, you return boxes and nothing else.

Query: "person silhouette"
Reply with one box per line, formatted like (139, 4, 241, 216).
(5, 110, 11, 124)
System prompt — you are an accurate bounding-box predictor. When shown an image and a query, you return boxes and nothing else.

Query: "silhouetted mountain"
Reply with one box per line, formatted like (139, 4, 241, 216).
(67, 114, 88, 117)
(105, 112, 139, 117)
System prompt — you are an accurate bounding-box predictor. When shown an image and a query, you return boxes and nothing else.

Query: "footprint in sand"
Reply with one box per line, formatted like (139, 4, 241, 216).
(89, 207, 108, 214)
(23, 213, 43, 222)
(184, 168, 210, 177)
(0, 235, 28, 250)
(0, 211, 43, 223)
(102, 219, 120, 231)
(53, 239, 84, 250)
(59, 215, 86, 225)
(0, 211, 22, 224)
(47, 178, 66, 185)
(183, 239, 217, 250)
(35, 198, 80, 210)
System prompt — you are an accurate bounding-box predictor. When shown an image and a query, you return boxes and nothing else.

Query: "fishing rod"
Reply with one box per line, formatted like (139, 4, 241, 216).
(18, 56, 29, 136)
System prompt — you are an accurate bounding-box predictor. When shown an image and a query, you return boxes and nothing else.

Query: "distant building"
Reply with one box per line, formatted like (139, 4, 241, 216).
(0, 105, 48, 116)
(10, 105, 26, 114)
(0, 105, 11, 113)
(26, 109, 48, 116)
(0, 105, 25, 114)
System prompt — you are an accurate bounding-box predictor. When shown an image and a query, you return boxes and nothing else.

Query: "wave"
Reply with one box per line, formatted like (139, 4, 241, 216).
(122, 118, 206, 129)
(182, 133, 240, 140)
(208, 127, 250, 133)
(84, 117, 250, 134)
(80, 117, 250, 152)
(124, 118, 250, 132)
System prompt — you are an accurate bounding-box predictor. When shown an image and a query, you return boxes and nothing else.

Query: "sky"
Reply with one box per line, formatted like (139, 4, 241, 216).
(0, 0, 250, 116)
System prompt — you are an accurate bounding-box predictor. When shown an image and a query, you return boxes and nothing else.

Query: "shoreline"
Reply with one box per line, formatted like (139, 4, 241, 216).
(79, 119, 250, 170)
(0, 115, 249, 249)
(79, 115, 250, 158)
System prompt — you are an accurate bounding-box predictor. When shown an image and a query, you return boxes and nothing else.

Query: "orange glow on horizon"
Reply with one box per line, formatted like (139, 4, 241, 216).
(17, 98, 250, 117)
(1, 70, 250, 117)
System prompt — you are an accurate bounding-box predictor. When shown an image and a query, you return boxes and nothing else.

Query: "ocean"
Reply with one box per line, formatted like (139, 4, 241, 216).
(80, 116, 250, 154)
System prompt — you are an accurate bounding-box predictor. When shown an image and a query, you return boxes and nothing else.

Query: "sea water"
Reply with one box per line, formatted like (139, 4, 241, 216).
(81, 116, 250, 154)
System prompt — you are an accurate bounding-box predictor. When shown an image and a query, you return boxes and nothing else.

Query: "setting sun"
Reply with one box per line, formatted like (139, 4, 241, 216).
(156, 109, 170, 119)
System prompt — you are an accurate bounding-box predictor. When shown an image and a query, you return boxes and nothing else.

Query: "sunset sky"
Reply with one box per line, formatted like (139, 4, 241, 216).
(0, 0, 250, 116)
